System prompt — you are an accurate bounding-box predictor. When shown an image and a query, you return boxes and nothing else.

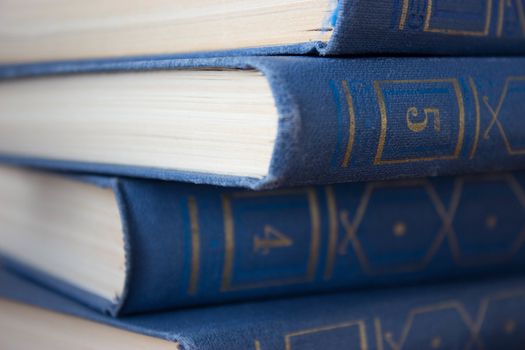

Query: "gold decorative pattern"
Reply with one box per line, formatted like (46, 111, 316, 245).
(329, 76, 525, 167)
(424, 0, 493, 36)
(392, 221, 408, 237)
(333, 179, 449, 275)
(221, 189, 321, 292)
(497, 0, 525, 36)
(323, 173, 525, 278)
(482, 76, 525, 155)
(253, 289, 525, 350)
(381, 301, 481, 350)
(398, 0, 525, 37)
(373, 79, 465, 165)
(399, 0, 495, 36)
(284, 320, 368, 350)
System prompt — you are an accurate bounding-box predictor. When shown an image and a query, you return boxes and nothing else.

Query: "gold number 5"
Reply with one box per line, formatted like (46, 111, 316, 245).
(406, 107, 441, 133)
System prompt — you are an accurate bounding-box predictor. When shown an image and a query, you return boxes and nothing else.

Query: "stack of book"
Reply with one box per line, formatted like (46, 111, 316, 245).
(1, 0, 525, 348)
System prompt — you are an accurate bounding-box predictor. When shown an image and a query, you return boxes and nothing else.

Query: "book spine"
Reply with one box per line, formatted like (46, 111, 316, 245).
(264, 56, 525, 189)
(1, 57, 525, 189)
(116, 170, 525, 314)
(327, 0, 525, 55)
(249, 277, 525, 350)
(2, 266, 524, 350)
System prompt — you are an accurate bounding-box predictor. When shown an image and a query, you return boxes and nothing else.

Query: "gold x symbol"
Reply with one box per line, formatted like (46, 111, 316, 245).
(482, 83, 509, 140)
(481, 77, 525, 157)
(336, 179, 450, 275)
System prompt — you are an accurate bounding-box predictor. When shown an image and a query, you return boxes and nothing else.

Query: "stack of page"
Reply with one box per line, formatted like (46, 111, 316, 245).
(1, 0, 525, 349)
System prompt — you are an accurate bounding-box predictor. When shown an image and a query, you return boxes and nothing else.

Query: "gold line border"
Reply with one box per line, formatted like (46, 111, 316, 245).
(220, 195, 235, 291)
(494, 77, 525, 155)
(285, 320, 368, 350)
(341, 80, 356, 168)
(187, 196, 200, 295)
(468, 77, 481, 159)
(424, 0, 493, 36)
(399, 0, 410, 30)
(497, 0, 506, 36)
(374, 79, 465, 165)
(373, 80, 388, 165)
(221, 189, 320, 291)
(324, 186, 338, 280)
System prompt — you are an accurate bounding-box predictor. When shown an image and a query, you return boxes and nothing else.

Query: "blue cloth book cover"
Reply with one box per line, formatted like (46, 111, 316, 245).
(2, 1, 525, 349)
(1, 56, 525, 189)
(1, 268, 525, 349)
(1, 0, 525, 62)
(325, 0, 525, 56)
(2, 166, 525, 316)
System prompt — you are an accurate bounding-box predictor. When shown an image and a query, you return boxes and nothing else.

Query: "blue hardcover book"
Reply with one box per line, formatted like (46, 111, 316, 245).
(2, 165, 525, 316)
(2, 56, 525, 189)
(1, 0, 525, 64)
(1, 268, 525, 349)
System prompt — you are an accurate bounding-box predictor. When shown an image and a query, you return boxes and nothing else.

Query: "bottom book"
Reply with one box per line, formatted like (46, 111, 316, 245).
(1, 269, 524, 350)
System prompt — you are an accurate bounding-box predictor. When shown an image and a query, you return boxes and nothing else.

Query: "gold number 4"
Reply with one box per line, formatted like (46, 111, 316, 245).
(253, 225, 294, 255)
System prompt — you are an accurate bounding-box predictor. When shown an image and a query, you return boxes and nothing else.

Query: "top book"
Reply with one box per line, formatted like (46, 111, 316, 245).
(1, 0, 524, 64)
